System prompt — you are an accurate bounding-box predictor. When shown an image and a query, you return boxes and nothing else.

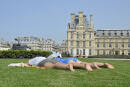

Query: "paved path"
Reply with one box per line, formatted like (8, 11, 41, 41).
(88, 58, 130, 60)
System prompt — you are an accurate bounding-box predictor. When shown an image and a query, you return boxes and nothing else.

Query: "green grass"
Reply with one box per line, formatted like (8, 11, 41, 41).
(0, 58, 130, 87)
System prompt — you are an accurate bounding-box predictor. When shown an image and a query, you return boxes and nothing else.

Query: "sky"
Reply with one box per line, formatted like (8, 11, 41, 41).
(0, 0, 130, 43)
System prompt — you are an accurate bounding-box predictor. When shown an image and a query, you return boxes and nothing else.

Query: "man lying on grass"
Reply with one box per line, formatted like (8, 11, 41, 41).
(55, 57, 114, 70)
(47, 52, 114, 71)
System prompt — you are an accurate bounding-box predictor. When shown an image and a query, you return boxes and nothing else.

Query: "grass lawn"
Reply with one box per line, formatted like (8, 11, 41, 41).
(0, 58, 130, 87)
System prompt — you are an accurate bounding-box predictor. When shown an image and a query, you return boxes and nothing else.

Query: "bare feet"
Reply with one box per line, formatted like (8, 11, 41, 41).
(105, 63, 114, 69)
(85, 63, 93, 71)
(24, 63, 31, 67)
(68, 63, 75, 72)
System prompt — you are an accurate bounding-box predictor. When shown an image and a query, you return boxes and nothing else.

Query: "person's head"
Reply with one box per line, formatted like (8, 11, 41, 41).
(57, 56, 61, 58)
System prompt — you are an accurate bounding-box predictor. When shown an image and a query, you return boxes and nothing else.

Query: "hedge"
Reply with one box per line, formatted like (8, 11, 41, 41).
(0, 50, 52, 58)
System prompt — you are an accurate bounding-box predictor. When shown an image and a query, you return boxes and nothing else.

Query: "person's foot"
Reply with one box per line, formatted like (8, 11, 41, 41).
(68, 64, 75, 72)
(24, 63, 31, 67)
(85, 63, 93, 71)
(105, 63, 114, 69)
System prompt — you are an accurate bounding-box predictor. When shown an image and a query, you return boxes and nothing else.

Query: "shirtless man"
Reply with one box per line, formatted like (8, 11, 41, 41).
(55, 57, 114, 70)
(48, 52, 114, 70)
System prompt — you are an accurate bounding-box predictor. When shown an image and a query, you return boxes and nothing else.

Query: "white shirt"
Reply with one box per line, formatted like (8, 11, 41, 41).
(29, 57, 46, 66)
(47, 52, 62, 59)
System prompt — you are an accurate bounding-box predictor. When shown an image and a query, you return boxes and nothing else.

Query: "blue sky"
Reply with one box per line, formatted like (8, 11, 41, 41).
(0, 0, 130, 43)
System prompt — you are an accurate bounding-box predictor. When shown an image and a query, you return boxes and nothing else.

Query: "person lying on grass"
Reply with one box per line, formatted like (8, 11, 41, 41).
(9, 56, 75, 72)
(47, 52, 114, 71)
(55, 57, 114, 70)
(8, 52, 114, 71)
(8, 56, 93, 72)
(26, 56, 114, 71)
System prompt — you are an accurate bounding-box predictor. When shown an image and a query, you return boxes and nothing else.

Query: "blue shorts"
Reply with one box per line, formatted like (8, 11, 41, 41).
(56, 58, 78, 64)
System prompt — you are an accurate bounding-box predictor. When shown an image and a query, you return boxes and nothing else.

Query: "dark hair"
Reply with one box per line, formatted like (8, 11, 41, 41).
(57, 56, 61, 58)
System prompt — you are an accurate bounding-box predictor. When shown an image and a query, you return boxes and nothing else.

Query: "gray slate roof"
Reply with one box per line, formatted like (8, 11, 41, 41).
(95, 30, 130, 36)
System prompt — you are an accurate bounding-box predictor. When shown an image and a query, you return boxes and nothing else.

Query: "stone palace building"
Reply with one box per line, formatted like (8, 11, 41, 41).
(67, 12, 130, 57)
(14, 36, 59, 51)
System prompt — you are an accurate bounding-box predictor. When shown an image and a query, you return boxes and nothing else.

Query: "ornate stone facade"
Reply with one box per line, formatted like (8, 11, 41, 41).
(14, 36, 59, 51)
(95, 30, 130, 56)
(67, 12, 95, 57)
(67, 12, 130, 57)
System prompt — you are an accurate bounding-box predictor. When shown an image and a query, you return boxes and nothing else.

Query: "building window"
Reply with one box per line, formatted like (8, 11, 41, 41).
(89, 41, 91, 47)
(128, 50, 130, 55)
(103, 50, 105, 55)
(120, 33, 123, 36)
(70, 32, 73, 39)
(114, 33, 117, 36)
(115, 40, 118, 48)
(83, 49, 85, 55)
(128, 39, 130, 48)
(128, 39, 130, 42)
(109, 50, 112, 55)
(83, 32, 86, 39)
(102, 33, 105, 36)
(97, 40, 99, 48)
(108, 33, 111, 36)
(70, 41, 73, 46)
(89, 49, 91, 55)
(122, 50, 124, 55)
(97, 50, 99, 55)
(122, 41, 124, 48)
(89, 32, 91, 39)
(83, 41, 85, 47)
(109, 40, 111, 48)
(128, 44, 130, 48)
(70, 49, 73, 55)
(94, 32, 96, 36)
(103, 40, 105, 48)
(76, 49, 79, 55)
(127, 32, 129, 36)
(77, 41, 79, 47)
(77, 32, 79, 39)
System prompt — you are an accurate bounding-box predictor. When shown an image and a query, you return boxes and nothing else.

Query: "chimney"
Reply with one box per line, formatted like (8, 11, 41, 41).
(71, 13, 75, 24)
(90, 14, 93, 28)
(78, 12, 83, 25)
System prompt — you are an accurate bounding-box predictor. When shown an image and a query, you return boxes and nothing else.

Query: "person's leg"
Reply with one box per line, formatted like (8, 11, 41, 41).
(104, 63, 114, 69)
(92, 62, 114, 69)
(44, 62, 75, 72)
(54, 62, 75, 72)
(24, 63, 31, 67)
(68, 60, 93, 71)
(92, 62, 101, 69)
(85, 63, 93, 71)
